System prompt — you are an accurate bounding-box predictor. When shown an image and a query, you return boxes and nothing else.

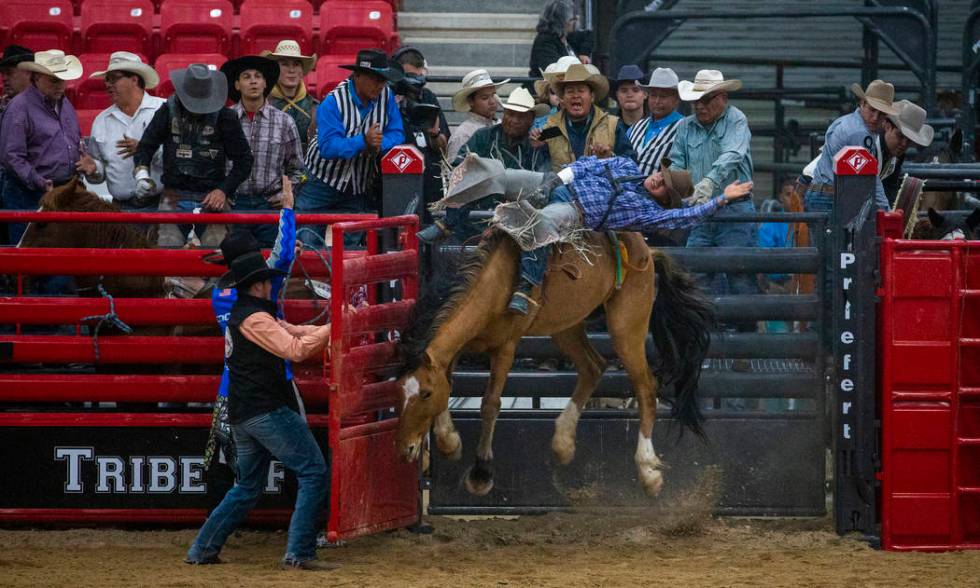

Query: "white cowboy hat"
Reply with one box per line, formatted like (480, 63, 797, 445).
(553, 63, 609, 102)
(89, 51, 159, 89)
(18, 49, 82, 81)
(888, 99, 934, 147)
(638, 67, 679, 90)
(502, 87, 549, 117)
(260, 39, 317, 75)
(453, 69, 510, 112)
(677, 69, 742, 101)
(851, 79, 900, 116)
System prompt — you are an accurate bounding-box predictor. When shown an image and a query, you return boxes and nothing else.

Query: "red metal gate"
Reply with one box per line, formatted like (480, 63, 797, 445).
(0, 211, 420, 540)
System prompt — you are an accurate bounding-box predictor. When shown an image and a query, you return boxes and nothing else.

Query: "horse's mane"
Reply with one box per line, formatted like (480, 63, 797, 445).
(398, 231, 508, 375)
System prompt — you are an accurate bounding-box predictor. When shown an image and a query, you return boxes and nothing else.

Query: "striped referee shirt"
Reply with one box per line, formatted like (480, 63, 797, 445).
(626, 111, 683, 176)
(232, 102, 305, 197)
(306, 78, 404, 196)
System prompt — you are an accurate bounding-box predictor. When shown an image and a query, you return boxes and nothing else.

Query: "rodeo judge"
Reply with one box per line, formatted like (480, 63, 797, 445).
(185, 230, 334, 571)
(134, 64, 253, 248)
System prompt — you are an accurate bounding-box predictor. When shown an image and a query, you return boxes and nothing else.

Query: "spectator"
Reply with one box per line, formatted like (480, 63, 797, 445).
(391, 46, 450, 211)
(528, 0, 591, 83)
(670, 69, 758, 332)
(75, 52, 165, 240)
(220, 55, 304, 247)
(0, 49, 82, 245)
(535, 63, 632, 172)
(446, 69, 507, 161)
(300, 49, 404, 247)
(262, 40, 319, 153)
(629, 68, 683, 175)
(880, 100, 934, 206)
(0, 45, 34, 246)
(611, 64, 646, 129)
(135, 64, 253, 248)
(532, 56, 580, 129)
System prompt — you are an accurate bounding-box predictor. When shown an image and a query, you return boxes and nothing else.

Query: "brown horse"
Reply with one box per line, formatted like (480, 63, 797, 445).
(395, 231, 712, 497)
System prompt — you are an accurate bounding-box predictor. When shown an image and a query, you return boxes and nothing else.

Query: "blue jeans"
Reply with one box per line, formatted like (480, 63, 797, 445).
(2, 173, 45, 245)
(296, 175, 368, 249)
(232, 193, 278, 248)
(804, 189, 834, 349)
(519, 185, 575, 287)
(187, 406, 328, 563)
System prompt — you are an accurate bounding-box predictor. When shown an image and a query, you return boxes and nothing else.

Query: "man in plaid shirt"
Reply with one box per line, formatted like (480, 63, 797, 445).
(221, 56, 305, 246)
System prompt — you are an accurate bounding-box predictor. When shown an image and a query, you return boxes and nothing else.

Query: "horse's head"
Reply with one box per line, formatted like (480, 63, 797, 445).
(20, 178, 136, 249)
(924, 207, 980, 241)
(395, 349, 452, 462)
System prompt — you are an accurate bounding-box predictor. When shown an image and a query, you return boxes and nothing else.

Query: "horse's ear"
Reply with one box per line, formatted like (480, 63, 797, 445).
(966, 208, 980, 231)
(423, 349, 436, 369)
(45, 177, 81, 209)
(927, 207, 944, 227)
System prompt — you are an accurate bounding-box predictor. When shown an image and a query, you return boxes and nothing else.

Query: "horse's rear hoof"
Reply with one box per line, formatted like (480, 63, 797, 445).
(640, 468, 664, 497)
(464, 458, 494, 496)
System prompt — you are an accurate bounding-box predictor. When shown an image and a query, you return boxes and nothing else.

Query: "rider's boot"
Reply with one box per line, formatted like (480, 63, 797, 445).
(507, 277, 537, 316)
(416, 220, 451, 244)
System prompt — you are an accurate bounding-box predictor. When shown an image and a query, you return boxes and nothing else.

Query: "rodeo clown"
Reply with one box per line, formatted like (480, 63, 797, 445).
(428, 154, 753, 315)
(186, 175, 336, 570)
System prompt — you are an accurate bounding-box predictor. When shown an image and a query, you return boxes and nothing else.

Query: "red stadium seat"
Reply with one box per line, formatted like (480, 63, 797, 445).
(314, 55, 353, 100)
(81, 0, 154, 56)
(1, 0, 74, 54)
(66, 53, 132, 110)
(319, 1, 394, 55)
(160, 0, 234, 55)
(239, 0, 314, 56)
(153, 53, 227, 98)
(76, 109, 101, 137)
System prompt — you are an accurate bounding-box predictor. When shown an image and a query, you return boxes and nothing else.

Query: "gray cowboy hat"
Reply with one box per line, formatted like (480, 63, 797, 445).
(171, 63, 228, 114)
(221, 55, 280, 102)
(887, 99, 934, 147)
(217, 250, 286, 289)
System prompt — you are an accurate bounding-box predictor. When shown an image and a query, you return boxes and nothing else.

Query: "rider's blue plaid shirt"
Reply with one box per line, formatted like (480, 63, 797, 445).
(566, 156, 724, 231)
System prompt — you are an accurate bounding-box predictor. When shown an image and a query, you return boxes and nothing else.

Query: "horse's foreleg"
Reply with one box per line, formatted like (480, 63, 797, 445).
(549, 324, 606, 465)
(433, 409, 462, 461)
(464, 342, 517, 496)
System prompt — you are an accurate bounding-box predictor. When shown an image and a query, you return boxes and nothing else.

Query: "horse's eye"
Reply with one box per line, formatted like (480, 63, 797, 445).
(420, 389, 432, 400)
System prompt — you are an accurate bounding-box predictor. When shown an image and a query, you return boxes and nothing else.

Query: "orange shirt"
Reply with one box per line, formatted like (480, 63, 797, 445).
(239, 312, 331, 363)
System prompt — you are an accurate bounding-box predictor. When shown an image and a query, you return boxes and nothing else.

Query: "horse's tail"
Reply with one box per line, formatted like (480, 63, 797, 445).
(649, 249, 713, 439)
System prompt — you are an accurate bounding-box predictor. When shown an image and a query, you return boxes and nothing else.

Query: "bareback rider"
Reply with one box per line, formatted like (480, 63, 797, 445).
(134, 64, 253, 247)
(186, 221, 333, 571)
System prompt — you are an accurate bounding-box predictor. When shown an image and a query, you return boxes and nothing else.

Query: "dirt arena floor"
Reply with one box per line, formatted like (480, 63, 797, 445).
(3, 506, 979, 587)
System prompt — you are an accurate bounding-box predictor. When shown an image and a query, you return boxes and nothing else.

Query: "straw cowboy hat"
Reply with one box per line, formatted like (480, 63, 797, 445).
(677, 69, 742, 101)
(18, 49, 82, 81)
(217, 250, 286, 289)
(453, 69, 510, 112)
(260, 39, 317, 75)
(850, 79, 899, 115)
(638, 67, 679, 90)
(89, 51, 159, 89)
(502, 87, 549, 117)
(221, 55, 280, 102)
(171, 63, 228, 114)
(553, 63, 609, 102)
(658, 158, 693, 209)
(887, 99, 934, 147)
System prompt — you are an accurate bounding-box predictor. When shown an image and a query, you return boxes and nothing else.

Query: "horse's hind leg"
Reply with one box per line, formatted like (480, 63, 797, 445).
(550, 323, 607, 465)
(606, 273, 663, 497)
(464, 341, 518, 496)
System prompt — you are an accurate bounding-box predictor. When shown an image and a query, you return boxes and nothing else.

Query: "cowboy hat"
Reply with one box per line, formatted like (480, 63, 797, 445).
(204, 230, 262, 266)
(502, 87, 549, 117)
(453, 69, 510, 112)
(887, 99, 934, 147)
(553, 63, 609, 102)
(677, 70, 742, 101)
(260, 39, 317, 75)
(658, 158, 693, 209)
(850, 79, 899, 115)
(18, 49, 81, 81)
(217, 250, 286, 289)
(638, 67, 679, 90)
(0, 45, 33, 70)
(171, 63, 228, 114)
(89, 51, 159, 90)
(612, 64, 645, 91)
(339, 48, 404, 83)
(534, 56, 582, 97)
(221, 55, 280, 102)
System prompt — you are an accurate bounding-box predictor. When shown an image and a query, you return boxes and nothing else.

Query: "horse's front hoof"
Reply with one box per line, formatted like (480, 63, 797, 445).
(464, 458, 494, 496)
(437, 431, 463, 461)
(551, 434, 576, 465)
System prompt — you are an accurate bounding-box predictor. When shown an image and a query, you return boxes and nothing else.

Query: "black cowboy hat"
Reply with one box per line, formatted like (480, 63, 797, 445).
(204, 230, 261, 266)
(221, 55, 280, 103)
(340, 48, 404, 83)
(217, 250, 286, 289)
(0, 45, 33, 70)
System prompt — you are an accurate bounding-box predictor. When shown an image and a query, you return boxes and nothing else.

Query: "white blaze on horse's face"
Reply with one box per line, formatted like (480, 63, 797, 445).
(402, 376, 420, 412)
(942, 228, 966, 241)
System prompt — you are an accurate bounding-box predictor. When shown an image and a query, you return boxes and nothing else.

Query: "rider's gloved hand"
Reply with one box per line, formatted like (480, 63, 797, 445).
(133, 167, 157, 198)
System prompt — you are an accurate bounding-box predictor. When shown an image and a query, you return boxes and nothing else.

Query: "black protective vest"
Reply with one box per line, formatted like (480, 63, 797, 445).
(167, 97, 226, 185)
(226, 294, 297, 424)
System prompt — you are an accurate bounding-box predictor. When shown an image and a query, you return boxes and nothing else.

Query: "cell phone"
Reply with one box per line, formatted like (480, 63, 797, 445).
(538, 126, 562, 141)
